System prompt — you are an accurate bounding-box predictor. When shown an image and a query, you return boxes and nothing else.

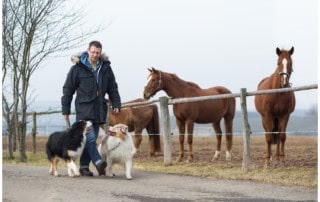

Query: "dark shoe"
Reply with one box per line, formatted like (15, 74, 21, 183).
(96, 161, 107, 176)
(79, 168, 93, 176)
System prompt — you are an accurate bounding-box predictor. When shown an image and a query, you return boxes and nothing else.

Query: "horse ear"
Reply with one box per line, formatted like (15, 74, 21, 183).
(276, 47, 281, 56)
(289, 47, 294, 55)
(148, 67, 155, 72)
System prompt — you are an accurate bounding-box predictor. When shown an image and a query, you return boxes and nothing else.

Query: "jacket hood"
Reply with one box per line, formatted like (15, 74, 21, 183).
(71, 52, 109, 64)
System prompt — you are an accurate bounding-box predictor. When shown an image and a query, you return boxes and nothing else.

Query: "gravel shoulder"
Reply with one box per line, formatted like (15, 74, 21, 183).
(2, 164, 317, 202)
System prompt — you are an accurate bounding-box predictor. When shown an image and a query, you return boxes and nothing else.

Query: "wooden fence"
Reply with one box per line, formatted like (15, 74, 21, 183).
(27, 84, 317, 172)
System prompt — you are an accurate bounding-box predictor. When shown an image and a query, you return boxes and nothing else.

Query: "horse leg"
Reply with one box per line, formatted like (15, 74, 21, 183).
(279, 116, 289, 164)
(176, 119, 185, 162)
(262, 116, 274, 167)
(279, 131, 286, 163)
(146, 123, 161, 157)
(211, 121, 222, 161)
(186, 120, 194, 163)
(133, 131, 142, 153)
(148, 135, 155, 157)
(224, 115, 233, 161)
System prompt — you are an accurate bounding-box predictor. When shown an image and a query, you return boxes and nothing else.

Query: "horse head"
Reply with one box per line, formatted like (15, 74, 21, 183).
(143, 67, 163, 99)
(276, 47, 294, 88)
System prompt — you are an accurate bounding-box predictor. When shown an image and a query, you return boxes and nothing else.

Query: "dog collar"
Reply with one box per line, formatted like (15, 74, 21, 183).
(107, 131, 117, 136)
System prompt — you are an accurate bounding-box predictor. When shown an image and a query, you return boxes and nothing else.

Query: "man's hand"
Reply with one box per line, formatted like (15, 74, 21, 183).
(113, 108, 120, 114)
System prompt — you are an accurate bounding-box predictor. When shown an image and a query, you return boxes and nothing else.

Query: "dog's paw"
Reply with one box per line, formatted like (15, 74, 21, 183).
(74, 171, 81, 177)
(106, 170, 115, 177)
(106, 173, 115, 178)
(54, 171, 59, 177)
(49, 166, 53, 175)
(126, 176, 132, 180)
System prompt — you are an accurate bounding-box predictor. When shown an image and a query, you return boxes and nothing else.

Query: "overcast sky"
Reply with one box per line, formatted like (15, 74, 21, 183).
(31, 0, 318, 111)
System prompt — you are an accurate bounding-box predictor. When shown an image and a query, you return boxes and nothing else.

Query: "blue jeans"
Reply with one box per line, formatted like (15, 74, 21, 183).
(80, 122, 103, 169)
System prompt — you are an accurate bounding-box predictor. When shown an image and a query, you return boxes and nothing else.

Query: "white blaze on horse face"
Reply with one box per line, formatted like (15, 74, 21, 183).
(147, 75, 153, 83)
(280, 58, 288, 87)
(282, 58, 288, 75)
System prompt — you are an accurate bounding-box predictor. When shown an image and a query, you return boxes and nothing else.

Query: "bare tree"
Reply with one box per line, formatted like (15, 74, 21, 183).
(2, 0, 106, 161)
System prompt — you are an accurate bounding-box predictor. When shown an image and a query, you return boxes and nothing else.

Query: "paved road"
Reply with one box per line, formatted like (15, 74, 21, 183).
(2, 164, 317, 202)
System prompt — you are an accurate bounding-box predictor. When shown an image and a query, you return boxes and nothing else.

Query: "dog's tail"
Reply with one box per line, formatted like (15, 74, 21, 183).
(45, 139, 54, 161)
(146, 105, 161, 153)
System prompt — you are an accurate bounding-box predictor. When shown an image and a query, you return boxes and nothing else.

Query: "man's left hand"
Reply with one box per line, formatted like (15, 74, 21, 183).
(113, 108, 120, 114)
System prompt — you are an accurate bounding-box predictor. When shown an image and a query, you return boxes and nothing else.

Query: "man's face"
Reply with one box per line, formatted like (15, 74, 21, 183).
(87, 46, 102, 63)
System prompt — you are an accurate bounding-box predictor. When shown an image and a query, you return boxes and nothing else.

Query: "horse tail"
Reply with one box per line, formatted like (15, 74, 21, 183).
(272, 118, 279, 144)
(228, 97, 236, 119)
(147, 105, 161, 152)
(225, 96, 236, 122)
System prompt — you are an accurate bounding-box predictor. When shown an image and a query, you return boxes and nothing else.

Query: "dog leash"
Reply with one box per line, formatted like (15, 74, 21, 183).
(107, 142, 121, 152)
(65, 116, 71, 129)
(113, 110, 120, 124)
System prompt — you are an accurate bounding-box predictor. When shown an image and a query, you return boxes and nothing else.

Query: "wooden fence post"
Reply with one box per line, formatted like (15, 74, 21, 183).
(240, 88, 251, 172)
(159, 96, 172, 166)
(32, 112, 37, 154)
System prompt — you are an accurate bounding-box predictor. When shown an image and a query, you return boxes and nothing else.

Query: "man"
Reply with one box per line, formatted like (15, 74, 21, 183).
(61, 41, 121, 176)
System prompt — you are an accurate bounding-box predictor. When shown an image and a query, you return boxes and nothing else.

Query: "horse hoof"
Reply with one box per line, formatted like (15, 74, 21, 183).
(276, 160, 286, 167)
(226, 151, 232, 161)
(264, 164, 270, 169)
(176, 157, 183, 162)
(211, 157, 218, 162)
(149, 154, 155, 158)
(264, 161, 272, 168)
(212, 151, 221, 162)
(186, 159, 193, 163)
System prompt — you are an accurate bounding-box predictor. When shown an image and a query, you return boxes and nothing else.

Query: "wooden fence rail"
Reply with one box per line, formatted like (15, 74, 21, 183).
(26, 84, 317, 171)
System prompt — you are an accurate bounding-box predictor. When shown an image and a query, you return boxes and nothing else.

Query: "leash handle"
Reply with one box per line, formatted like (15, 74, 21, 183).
(65, 116, 71, 129)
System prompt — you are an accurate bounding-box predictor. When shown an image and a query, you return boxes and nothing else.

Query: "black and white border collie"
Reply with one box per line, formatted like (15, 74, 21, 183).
(45, 120, 91, 177)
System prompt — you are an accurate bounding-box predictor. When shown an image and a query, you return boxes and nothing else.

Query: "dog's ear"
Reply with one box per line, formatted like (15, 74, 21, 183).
(120, 126, 128, 134)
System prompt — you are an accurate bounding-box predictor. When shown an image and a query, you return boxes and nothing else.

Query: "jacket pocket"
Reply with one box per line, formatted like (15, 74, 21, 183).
(78, 72, 96, 99)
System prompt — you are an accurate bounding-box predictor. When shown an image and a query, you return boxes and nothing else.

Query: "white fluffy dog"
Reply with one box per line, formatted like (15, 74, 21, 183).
(98, 124, 136, 180)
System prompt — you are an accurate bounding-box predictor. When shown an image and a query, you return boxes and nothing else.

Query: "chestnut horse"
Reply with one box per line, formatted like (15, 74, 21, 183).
(143, 67, 235, 162)
(254, 47, 295, 167)
(109, 98, 161, 156)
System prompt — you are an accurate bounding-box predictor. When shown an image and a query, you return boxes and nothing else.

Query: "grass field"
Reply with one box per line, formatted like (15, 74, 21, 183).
(2, 134, 318, 188)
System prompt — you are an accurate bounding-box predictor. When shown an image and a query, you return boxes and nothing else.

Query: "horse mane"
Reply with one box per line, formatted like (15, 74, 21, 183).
(167, 72, 201, 89)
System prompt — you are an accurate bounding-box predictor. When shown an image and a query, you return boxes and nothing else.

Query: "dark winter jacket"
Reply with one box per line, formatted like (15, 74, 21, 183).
(61, 52, 121, 123)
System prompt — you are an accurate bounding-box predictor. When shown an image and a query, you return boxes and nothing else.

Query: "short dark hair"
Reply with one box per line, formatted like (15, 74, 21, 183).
(89, 41, 102, 49)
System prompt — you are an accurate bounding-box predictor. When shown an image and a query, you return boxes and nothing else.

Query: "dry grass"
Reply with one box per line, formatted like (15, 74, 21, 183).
(2, 135, 317, 188)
